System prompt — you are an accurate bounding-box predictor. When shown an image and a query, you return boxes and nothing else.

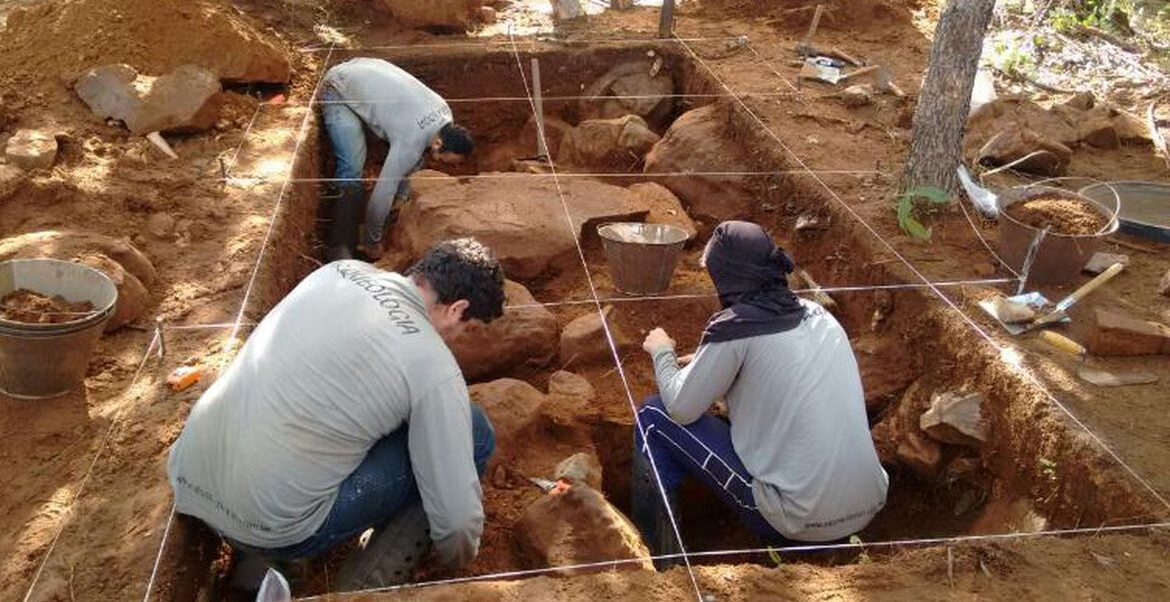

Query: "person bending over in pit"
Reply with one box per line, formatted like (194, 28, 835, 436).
(167, 238, 504, 591)
(321, 57, 475, 262)
(631, 220, 888, 559)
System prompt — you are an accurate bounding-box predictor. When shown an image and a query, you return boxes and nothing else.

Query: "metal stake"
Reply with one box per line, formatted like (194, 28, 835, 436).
(155, 316, 168, 359)
(531, 58, 549, 161)
(658, 0, 675, 38)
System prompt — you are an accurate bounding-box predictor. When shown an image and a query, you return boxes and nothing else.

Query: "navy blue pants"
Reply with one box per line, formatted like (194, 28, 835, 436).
(260, 403, 495, 560)
(634, 395, 789, 544)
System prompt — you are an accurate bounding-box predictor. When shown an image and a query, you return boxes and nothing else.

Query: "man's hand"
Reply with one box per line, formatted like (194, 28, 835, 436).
(676, 353, 695, 366)
(642, 327, 675, 355)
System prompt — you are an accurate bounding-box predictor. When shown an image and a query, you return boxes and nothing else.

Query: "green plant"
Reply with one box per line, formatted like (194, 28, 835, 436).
(766, 546, 784, 567)
(850, 535, 873, 564)
(894, 186, 952, 241)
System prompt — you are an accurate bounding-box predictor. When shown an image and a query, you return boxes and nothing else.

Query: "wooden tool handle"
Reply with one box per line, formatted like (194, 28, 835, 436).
(840, 65, 879, 81)
(806, 4, 826, 41)
(1038, 330, 1085, 355)
(1057, 262, 1125, 310)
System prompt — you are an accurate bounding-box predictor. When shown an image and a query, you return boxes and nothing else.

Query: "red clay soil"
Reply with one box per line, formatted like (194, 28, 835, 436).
(0, 288, 96, 324)
(1003, 196, 1110, 235)
(4, 1, 1170, 601)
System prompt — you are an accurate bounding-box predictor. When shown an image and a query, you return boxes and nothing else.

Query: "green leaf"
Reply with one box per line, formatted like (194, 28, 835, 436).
(906, 185, 952, 205)
(903, 216, 933, 241)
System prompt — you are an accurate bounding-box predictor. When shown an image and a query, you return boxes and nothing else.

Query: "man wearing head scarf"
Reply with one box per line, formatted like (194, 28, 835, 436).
(631, 221, 888, 557)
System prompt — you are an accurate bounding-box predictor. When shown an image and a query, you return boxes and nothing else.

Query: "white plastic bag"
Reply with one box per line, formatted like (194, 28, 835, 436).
(255, 568, 291, 602)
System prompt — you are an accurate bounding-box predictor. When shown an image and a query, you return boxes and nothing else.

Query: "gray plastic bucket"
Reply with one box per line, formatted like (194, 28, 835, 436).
(598, 223, 689, 295)
(0, 259, 118, 399)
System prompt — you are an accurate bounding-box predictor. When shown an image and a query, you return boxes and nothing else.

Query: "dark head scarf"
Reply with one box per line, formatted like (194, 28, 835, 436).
(700, 221, 805, 344)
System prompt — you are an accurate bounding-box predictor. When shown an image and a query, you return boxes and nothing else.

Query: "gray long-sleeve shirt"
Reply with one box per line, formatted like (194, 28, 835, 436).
(322, 58, 453, 211)
(167, 261, 483, 566)
(651, 299, 888, 541)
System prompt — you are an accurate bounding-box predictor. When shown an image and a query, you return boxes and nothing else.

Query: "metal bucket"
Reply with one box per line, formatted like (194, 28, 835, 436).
(0, 259, 118, 399)
(997, 185, 1119, 286)
(598, 222, 689, 295)
(1078, 180, 1170, 243)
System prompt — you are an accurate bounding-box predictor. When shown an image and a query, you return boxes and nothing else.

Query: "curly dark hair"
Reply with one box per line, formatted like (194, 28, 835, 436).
(406, 238, 505, 323)
(438, 123, 475, 157)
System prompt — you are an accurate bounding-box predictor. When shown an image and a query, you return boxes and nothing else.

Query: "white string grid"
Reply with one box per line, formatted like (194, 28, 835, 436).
(222, 168, 885, 185)
(505, 27, 705, 600)
(99, 29, 1165, 602)
(676, 35, 1170, 512)
(299, 519, 1170, 600)
(298, 35, 750, 54)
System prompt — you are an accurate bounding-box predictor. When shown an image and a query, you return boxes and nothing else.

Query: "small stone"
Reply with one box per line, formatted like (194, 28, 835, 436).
(973, 262, 996, 278)
(558, 305, 628, 367)
(1086, 308, 1170, 356)
(1079, 107, 1121, 149)
(147, 212, 175, 239)
(841, 84, 874, 108)
(920, 391, 988, 447)
(896, 432, 942, 478)
(5, 129, 58, 170)
(554, 452, 603, 489)
(0, 163, 28, 202)
(515, 484, 652, 573)
(794, 213, 828, 232)
(548, 370, 596, 400)
(1063, 91, 1096, 111)
(1082, 252, 1129, 275)
(989, 297, 1035, 324)
(1158, 268, 1170, 298)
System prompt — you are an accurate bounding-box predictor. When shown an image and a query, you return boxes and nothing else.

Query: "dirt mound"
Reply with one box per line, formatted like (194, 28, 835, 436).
(0, 0, 292, 100)
(1004, 196, 1109, 235)
(695, 0, 914, 28)
(0, 288, 95, 324)
(375, 0, 486, 31)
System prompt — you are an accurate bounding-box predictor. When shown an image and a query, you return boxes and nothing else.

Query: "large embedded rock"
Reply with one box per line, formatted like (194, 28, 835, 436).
(973, 125, 1073, 176)
(555, 452, 603, 489)
(1086, 308, 1170, 356)
(966, 97, 1080, 151)
(448, 280, 559, 381)
(0, 231, 156, 331)
(5, 129, 58, 170)
(515, 484, 653, 573)
(550, 0, 586, 21)
(548, 370, 596, 400)
(581, 60, 675, 127)
(1160, 269, 1170, 298)
(75, 64, 223, 135)
(853, 334, 919, 411)
(391, 173, 654, 280)
(558, 115, 660, 170)
(919, 391, 988, 448)
(558, 305, 633, 367)
(468, 378, 547, 449)
(644, 105, 755, 223)
(377, 0, 483, 30)
(0, 164, 28, 202)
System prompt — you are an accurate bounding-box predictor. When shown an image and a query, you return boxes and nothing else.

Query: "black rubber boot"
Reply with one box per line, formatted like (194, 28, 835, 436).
(325, 185, 362, 262)
(335, 503, 431, 591)
(631, 441, 683, 570)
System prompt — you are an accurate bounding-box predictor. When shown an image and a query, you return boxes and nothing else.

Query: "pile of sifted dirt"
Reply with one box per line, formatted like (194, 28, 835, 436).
(0, 0, 292, 101)
(1004, 195, 1110, 235)
(0, 288, 95, 324)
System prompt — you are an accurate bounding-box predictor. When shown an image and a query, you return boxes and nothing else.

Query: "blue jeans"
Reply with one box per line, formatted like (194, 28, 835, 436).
(259, 403, 495, 560)
(633, 395, 789, 544)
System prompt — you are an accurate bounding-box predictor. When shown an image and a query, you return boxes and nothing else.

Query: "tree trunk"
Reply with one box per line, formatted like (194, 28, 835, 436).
(900, 0, 996, 195)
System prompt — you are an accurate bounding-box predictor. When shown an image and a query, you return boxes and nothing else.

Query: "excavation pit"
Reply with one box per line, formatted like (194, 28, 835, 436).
(193, 44, 1164, 598)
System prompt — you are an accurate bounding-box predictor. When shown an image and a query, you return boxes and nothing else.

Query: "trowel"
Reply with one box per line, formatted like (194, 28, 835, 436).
(979, 262, 1125, 335)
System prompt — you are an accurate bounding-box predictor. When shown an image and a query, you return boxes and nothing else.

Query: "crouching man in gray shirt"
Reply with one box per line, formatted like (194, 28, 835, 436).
(167, 238, 505, 590)
(631, 221, 888, 560)
(321, 57, 475, 261)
